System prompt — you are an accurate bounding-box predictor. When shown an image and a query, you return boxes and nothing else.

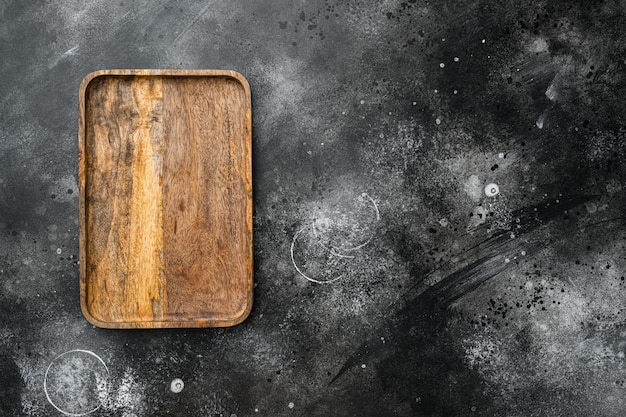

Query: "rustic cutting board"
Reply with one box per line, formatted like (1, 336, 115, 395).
(78, 70, 253, 328)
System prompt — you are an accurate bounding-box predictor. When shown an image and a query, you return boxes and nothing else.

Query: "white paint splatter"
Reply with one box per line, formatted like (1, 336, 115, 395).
(484, 183, 500, 197)
(170, 378, 184, 393)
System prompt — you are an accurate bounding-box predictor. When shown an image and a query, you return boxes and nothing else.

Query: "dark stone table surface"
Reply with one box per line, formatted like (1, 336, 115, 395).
(1, 1, 625, 415)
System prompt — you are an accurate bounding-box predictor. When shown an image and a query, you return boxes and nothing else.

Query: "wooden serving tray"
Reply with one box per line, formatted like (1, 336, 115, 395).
(78, 70, 253, 328)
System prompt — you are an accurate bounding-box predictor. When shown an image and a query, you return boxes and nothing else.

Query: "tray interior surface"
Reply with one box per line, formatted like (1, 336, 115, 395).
(79, 71, 252, 328)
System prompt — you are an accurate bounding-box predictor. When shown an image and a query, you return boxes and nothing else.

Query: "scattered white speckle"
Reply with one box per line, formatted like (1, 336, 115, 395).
(536, 113, 546, 129)
(439, 62, 445, 68)
(521, 250, 527, 256)
(56, 248, 62, 254)
(359, 99, 365, 105)
(288, 402, 295, 409)
(545, 83, 558, 102)
(481, 39, 486, 43)
(170, 378, 184, 393)
(484, 183, 499, 197)
(498, 152, 505, 159)
(454, 56, 459, 62)
(435, 118, 441, 125)
(361, 364, 367, 368)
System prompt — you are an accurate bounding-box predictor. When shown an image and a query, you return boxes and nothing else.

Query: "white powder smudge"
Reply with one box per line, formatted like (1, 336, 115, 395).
(464, 175, 483, 202)
(102, 367, 145, 416)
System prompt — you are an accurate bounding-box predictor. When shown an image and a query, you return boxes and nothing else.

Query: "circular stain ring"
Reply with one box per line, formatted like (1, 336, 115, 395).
(43, 349, 110, 417)
(291, 225, 345, 284)
(311, 193, 380, 255)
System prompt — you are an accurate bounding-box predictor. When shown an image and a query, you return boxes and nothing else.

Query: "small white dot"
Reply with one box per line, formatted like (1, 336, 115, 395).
(56, 248, 62, 254)
(361, 364, 367, 368)
(359, 99, 365, 104)
(341, 111, 345, 115)
(412, 101, 417, 105)
(439, 62, 445, 68)
(435, 118, 441, 125)
(454, 56, 459, 62)
(498, 152, 505, 159)
(388, 112, 392, 115)
(510, 233, 516, 239)
(521, 250, 527, 256)
(288, 402, 295, 409)
(505, 258, 510, 263)
(170, 378, 184, 393)
(453, 89, 458, 94)
(379, 133, 384, 138)
(434, 89, 438, 93)
(482, 39, 486, 43)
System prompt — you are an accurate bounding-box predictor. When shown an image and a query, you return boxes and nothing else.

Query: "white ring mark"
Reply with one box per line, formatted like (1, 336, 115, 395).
(43, 349, 109, 417)
(291, 193, 380, 284)
(291, 226, 345, 284)
(311, 193, 380, 254)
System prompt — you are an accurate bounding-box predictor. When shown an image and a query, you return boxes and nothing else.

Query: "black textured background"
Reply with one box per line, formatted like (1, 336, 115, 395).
(1, 0, 626, 416)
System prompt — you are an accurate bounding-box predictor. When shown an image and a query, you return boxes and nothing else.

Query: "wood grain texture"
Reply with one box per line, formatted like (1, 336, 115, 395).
(78, 70, 252, 328)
